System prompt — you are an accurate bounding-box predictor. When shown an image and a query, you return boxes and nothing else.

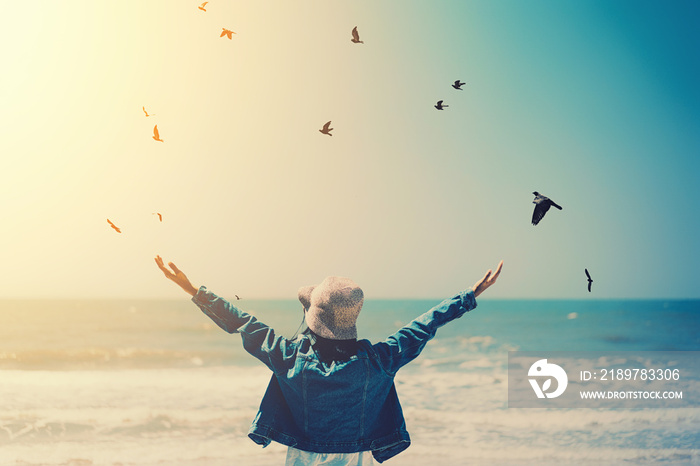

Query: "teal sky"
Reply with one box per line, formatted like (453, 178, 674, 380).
(0, 1, 698, 299)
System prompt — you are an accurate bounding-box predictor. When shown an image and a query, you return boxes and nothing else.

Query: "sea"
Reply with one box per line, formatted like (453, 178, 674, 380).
(1, 298, 699, 465)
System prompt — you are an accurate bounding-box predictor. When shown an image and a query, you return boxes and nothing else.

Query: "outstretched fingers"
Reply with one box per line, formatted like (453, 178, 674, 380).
(155, 255, 176, 280)
(475, 270, 491, 291)
(154, 256, 197, 296)
(484, 260, 504, 286)
(473, 260, 504, 298)
(169, 262, 183, 275)
(155, 255, 166, 273)
(491, 260, 504, 282)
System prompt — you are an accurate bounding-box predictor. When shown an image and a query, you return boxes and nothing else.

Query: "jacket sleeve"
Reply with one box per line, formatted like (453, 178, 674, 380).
(191, 286, 295, 372)
(371, 290, 477, 375)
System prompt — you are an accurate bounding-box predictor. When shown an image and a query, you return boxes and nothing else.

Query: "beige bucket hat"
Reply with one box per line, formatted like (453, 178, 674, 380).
(297, 276, 364, 340)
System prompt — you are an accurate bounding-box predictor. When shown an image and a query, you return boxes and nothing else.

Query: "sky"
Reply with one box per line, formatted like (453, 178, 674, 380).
(1, 0, 698, 300)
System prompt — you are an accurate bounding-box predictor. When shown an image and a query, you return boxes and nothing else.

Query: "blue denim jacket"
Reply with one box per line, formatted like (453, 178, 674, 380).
(192, 287, 477, 463)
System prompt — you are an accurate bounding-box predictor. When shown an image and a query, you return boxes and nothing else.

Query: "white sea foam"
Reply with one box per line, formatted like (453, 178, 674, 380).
(0, 366, 288, 465)
(2, 361, 699, 465)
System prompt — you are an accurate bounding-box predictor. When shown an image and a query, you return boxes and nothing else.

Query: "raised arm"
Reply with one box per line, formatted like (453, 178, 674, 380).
(191, 287, 298, 372)
(154, 255, 296, 372)
(373, 260, 503, 374)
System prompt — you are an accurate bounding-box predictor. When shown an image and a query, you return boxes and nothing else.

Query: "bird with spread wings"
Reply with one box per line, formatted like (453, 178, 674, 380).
(531, 191, 562, 225)
(220, 28, 236, 39)
(319, 121, 333, 136)
(351, 27, 364, 44)
(585, 269, 593, 292)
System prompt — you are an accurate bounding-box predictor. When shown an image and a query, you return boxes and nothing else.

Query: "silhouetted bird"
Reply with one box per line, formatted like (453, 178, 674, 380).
(107, 219, 121, 233)
(152, 125, 164, 142)
(235, 294, 240, 300)
(319, 121, 333, 136)
(585, 269, 593, 292)
(435, 100, 448, 110)
(153, 212, 163, 222)
(220, 28, 236, 39)
(142, 106, 154, 117)
(198, 2, 208, 11)
(351, 26, 364, 44)
(452, 80, 466, 90)
(531, 191, 562, 225)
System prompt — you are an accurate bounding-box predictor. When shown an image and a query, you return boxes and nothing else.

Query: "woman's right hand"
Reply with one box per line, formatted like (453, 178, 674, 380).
(472, 260, 503, 298)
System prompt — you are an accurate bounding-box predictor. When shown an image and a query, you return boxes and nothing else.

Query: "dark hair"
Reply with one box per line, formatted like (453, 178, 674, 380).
(309, 331, 359, 364)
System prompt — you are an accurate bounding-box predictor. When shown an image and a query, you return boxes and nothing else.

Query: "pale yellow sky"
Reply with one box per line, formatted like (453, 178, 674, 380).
(1, 1, 446, 299)
(2, 1, 698, 299)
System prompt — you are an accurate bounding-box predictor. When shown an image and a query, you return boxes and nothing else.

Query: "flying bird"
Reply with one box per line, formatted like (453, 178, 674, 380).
(152, 125, 164, 142)
(153, 212, 163, 222)
(235, 294, 240, 300)
(585, 269, 593, 292)
(142, 106, 154, 117)
(220, 28, 236, 39)
(351, 26, 364, 44)
(435, 100, 448, 110)
(198, 2, 208, 11)
(452, 80, 466, 90)
(531, 191, 562, 225)
(319, 121, 333, 136)
(107, 219, 121, 233)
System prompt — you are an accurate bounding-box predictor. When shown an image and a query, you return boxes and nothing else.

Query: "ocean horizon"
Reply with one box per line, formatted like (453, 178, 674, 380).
(1, 298, 699, 464)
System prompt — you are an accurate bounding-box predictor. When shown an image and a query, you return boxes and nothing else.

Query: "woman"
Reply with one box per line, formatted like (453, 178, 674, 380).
(155, 256, 503, 465)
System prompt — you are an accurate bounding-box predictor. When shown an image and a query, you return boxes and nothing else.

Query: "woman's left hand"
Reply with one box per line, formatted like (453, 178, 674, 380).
(155, 255, 199, 296)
